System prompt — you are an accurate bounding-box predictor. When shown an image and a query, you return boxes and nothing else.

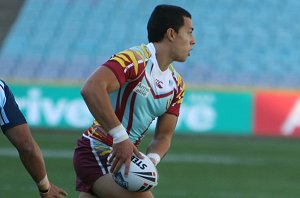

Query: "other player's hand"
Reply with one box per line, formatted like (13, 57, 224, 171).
(109, 139, 143, 176)
(40, 183, 68, 198)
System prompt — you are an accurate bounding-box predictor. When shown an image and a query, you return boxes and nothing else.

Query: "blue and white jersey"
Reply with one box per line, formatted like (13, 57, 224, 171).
(0, 80, 26, 133)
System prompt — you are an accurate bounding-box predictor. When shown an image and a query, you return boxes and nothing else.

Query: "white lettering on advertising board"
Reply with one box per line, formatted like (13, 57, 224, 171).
(16, 88, 93, 128)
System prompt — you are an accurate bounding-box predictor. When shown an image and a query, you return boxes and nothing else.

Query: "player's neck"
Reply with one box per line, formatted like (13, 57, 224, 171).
(153, 42, 172, 71)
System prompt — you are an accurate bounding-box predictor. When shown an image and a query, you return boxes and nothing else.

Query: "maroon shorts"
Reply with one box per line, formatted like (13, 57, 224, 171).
(73, 136, 112, 193)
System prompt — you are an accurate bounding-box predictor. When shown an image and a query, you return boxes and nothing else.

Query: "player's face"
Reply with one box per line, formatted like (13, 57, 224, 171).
(171, 16, 195, 62)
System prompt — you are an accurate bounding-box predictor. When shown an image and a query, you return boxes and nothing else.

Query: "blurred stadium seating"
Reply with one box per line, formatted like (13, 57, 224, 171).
(1, 0, 300, 88)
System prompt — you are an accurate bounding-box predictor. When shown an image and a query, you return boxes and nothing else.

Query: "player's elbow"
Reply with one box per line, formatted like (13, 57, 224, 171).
(81, 81, 89, 96)
(81, 79, 100, 97)
(81, 80, 108, 103)
(80, 81, 94, 102)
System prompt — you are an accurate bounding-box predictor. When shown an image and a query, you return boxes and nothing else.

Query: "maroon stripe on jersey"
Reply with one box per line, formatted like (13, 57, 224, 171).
(115, 87, 131, 122)
(126, 92, 137, 133)
(115, 89, 122, 121)
(115, 76, 143, 123)
(145, 77, 174, 99)
(150, 63, 154, 73)
(103, 63, 126, 86)
(120, 52, 132, 63)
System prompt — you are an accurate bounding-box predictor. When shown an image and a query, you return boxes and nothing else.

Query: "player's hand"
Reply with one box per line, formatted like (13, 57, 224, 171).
(40, 183, 68, 198)
(149, 158, 157, 166)
(109, 139, 143, 176)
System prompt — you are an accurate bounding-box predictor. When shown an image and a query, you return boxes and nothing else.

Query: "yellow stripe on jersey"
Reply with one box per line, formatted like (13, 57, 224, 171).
(168, 63, 185, 105)
(176, 73, 183, 87)
(117, 53, 131, 63)
(178, 98, 184, 104)
(125, 50, 139, 75)
(111, 56, 126, 68)
(134, 50, 146, 67)
(138, 45, 151, 59)
(177, 83, 185, 104)
(169, 64, 175, 73)
(170, 64, 184, 88)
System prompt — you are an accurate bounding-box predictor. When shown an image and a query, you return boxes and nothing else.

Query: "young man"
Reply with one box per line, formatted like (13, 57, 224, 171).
(0, 80, 68, 198)
(73, 4, 195, 198)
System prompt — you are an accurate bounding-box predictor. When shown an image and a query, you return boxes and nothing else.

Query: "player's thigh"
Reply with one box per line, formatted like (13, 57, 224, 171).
(92, 174, 154, 198)
(79, 192, 98, 198)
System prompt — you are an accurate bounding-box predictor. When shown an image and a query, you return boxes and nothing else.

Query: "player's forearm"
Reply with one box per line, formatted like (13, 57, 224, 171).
(146, 136, 171, 159)
(147, 114, 177, 162)
(18, 140, 47, 183)
(17, 140, 67, 195)
(6, 125, 48, 185)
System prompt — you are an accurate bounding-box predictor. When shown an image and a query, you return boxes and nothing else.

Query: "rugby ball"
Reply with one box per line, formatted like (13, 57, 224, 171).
(110, 152, 158, 192)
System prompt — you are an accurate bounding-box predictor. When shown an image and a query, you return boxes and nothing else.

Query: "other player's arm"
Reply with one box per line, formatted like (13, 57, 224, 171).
(80, 66, 142, 175)
(5, 124, 68, 197)
(146, 113, 178, 166)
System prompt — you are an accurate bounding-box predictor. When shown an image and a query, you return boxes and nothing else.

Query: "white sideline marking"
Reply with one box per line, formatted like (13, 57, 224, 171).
(0, 147, 266, 165)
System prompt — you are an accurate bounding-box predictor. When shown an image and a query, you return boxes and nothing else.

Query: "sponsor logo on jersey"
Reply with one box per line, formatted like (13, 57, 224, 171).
(155, 79, 163, 89)
(133, 82, 150, 97)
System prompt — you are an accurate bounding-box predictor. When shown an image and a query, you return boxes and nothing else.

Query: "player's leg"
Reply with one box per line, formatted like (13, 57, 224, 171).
(73, 137, 110, 197)
(79, 192, 98, 198)
(92, 174, 154, 198)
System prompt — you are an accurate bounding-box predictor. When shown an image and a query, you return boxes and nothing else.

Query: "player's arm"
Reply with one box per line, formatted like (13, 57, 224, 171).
(81, 66, 142, 175)
(81, 66, 121, 131)
(5, 124, 68, 197)
(146, 113, 178, 166)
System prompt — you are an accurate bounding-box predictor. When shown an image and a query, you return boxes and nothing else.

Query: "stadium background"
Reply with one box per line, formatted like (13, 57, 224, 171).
(1, 0, 300, 197)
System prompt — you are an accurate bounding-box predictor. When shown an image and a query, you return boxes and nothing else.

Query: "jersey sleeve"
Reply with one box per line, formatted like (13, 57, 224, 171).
(103, 48, 148, 86)
(166, 72, 185, 117)
(0, 81, 27, 133)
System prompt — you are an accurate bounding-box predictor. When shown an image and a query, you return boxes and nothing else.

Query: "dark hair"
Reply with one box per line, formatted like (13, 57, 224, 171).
(147, 4, 191, 42)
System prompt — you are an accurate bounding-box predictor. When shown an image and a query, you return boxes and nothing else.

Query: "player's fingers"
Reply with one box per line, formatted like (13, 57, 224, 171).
(113, 160, 123, 175)
(48, 184, 68, 197)
(123, 158, 132, 177)
(133, 147, 143, 159)
(110, 157, 118, 173)
(59, 189, 68, 196)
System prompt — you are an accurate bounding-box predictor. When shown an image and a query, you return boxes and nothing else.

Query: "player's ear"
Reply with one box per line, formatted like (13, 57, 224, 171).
(166, 28, 177, 42)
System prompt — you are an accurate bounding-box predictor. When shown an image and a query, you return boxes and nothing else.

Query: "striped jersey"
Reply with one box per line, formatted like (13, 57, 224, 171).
(0, 80, 27, 133)
(83, 43, 185, 146)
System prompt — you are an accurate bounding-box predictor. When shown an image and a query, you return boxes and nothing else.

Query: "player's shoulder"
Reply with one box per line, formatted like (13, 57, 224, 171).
(110, 44, 151, 69)
(129, 44, 151, 61)
(122, 44, 151, 66)
(168, 64, 185, 90)
(0, 79, 6, 94)
(0, 80, 7, 107)
(0, 79, 5, 89)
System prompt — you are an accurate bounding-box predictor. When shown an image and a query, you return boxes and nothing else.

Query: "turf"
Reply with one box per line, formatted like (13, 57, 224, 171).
(1, 130, 300, 198)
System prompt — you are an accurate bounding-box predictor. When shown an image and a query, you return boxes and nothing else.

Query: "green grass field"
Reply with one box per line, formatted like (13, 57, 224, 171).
(1, 130, 300, 198)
